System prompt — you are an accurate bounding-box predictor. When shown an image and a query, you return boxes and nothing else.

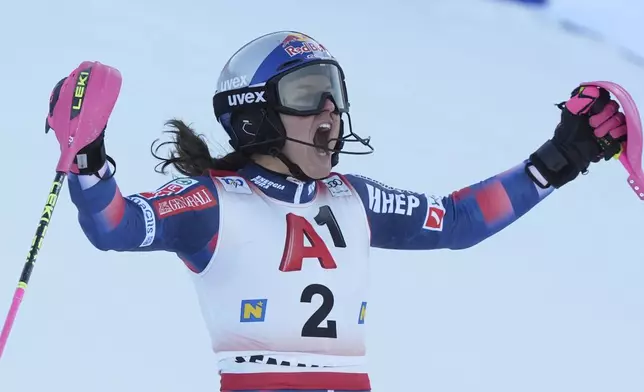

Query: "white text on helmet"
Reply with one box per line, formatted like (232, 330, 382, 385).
(284, 42, 330, 58)
(228, 91, 267, 106)
(220, 76, 249, 92)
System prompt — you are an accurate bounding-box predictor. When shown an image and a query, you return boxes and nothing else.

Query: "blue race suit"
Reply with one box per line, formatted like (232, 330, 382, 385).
(67, 158, 553, 391)
(70, 160, 552, 270)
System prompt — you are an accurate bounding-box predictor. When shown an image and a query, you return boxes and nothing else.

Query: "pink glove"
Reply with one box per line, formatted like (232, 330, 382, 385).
(564, 85, 627, 161)
(528, 85, 628, 189)
(44, 61, 122, 174)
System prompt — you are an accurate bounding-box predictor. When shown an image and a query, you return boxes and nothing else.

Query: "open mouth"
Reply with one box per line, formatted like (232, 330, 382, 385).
(314, 122, 332, 156)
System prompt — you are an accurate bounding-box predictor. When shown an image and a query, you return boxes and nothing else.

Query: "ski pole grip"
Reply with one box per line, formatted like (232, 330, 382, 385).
(581, 81, 644, 200)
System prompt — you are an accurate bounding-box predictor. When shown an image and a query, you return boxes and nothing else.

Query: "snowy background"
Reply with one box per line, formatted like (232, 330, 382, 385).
(1, 0, 643, 391)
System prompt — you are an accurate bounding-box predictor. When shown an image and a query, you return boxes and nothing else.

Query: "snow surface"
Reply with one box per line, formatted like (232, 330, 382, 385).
(0, 0, 643, 391)
(542, 0, 644, 66)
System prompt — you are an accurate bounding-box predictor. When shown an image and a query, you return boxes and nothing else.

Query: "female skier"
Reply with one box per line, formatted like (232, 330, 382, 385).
(46, 31, 627, 392)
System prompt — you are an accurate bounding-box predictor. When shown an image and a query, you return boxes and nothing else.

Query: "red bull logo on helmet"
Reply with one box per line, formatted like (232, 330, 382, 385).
(281, 33, 331, 58)
(281, 33, 310, 47)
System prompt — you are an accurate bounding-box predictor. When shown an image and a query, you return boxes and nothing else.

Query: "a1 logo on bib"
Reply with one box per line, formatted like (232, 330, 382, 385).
(322, 175, 352, 197)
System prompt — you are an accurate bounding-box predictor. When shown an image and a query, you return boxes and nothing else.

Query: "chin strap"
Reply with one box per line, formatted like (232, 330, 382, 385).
(269, 147, 320, 182)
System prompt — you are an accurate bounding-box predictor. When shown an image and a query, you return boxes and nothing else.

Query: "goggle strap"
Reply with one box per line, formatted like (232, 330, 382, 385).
(213, 86, 270, 119)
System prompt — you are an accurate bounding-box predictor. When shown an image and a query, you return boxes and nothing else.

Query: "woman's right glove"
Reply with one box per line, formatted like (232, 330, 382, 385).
(45, 76, 115, 178)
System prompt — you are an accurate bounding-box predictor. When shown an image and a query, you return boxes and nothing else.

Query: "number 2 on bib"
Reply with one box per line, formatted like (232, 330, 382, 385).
(279, 206, 345, 339)
(301, 283, 336, 338)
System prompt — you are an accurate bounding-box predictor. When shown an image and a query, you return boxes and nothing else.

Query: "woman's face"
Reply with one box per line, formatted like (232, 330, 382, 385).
(279, 74, 341, 179)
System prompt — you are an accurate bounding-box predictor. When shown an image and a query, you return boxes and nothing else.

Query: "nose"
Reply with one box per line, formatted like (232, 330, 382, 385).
(322, 97, 336, 112)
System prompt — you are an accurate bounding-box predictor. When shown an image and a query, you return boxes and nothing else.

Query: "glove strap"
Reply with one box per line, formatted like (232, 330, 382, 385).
(528, 139, 579, 188)
(73, 136, 116, 180)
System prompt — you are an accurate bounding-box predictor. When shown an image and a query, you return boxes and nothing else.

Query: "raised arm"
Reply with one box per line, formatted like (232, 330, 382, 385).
(68, 163, 220, 273)
(345, 83, 630, 250)
(43, 63, 222, 273)
(344, 160, 552, 250)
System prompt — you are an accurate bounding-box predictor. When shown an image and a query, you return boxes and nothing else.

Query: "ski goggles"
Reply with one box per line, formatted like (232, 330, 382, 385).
(213, 60, 349, 118)
(270, 61, 348, 115)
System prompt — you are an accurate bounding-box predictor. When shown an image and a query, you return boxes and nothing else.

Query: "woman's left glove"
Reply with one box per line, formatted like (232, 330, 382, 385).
(527, 85, 627, 188)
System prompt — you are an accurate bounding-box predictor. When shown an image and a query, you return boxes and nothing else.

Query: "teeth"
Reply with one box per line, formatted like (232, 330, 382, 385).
(315, 123, 332, 157)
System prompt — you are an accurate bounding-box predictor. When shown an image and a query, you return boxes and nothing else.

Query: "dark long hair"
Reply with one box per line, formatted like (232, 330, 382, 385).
(151, 118, 250, 177)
